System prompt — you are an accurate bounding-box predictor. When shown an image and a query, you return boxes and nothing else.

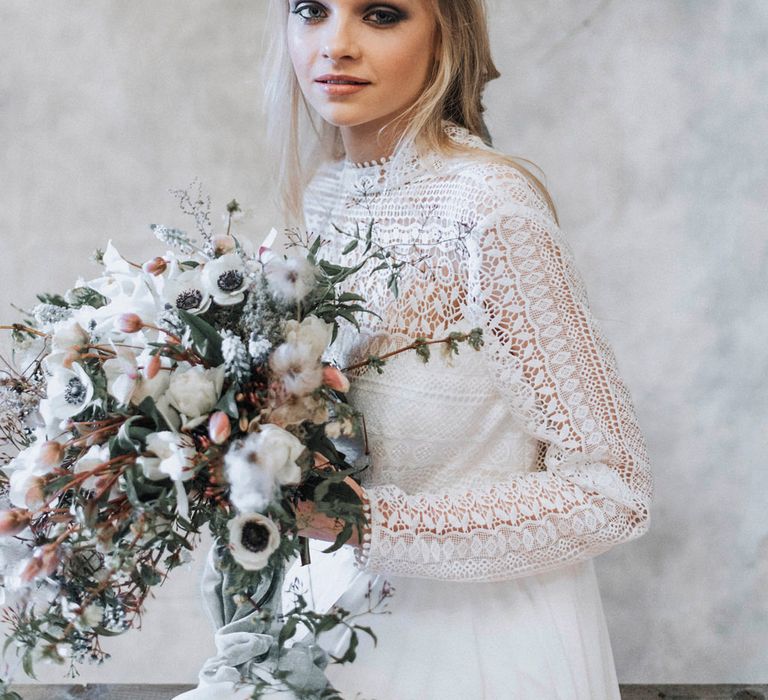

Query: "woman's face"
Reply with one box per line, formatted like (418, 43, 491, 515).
(286, 0, 436, 135)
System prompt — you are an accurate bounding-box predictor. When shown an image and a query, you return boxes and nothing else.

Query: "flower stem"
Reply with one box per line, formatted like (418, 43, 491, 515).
(341, 334, 461, 372)
(0, 324, 48, 338)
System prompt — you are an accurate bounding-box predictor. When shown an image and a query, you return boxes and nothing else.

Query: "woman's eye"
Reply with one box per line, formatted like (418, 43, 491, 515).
(292, 3, 327, 22)
(365, 9, 402, 26)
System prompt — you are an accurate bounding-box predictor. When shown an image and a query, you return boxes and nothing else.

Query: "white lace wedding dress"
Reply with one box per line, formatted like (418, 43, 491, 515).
(286, 122, 654, 700)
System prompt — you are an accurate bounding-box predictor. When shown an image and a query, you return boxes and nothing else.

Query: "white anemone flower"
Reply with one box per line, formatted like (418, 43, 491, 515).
(264, 254, 317, 303)
(162, 265, 211, 315)
(45, 362, 94, 419)
(227, 513, 281, 571)
(202, 253, 248, 306)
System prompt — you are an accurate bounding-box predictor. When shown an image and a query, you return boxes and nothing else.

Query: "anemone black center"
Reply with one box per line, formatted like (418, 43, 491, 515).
(217, 270, 244, 292)
(176, 289, 203, 310)
(241, 521, 271, 553)
(64, 377, 86, 406)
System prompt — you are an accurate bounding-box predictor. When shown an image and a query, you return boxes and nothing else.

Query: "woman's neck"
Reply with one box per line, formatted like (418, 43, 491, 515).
(340, 119, 406, 164)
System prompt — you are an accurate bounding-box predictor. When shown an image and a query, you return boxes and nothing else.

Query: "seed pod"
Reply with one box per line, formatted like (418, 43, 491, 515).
(208, 411, 232, 445)
(25, 476, 46, 510)
(213, 235, 236, 256)
(143, 257, 168, 276)
(0, 509, 32, 536)
(322, 365, 350, 393)
(144, 354, 162, 380)
(37, 441, 64, 469)
(116, 313, 144, 334)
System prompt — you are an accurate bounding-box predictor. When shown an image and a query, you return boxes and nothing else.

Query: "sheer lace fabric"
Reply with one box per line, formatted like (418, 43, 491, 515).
(303, 123, 652, 582)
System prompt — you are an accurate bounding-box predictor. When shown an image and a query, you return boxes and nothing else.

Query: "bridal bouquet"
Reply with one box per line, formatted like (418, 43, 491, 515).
(0, 188, 483, 699)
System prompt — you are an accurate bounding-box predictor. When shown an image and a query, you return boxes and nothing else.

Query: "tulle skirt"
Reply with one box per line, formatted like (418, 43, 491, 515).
(286, 543, 622, 700)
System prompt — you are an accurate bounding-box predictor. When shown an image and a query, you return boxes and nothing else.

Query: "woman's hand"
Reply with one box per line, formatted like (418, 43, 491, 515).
(294, 476, 369, 547)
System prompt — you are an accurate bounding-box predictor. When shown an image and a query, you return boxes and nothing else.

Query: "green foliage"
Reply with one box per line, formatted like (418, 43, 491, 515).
(35, 292, 68, 308)
(177, 309, 224, 365)
(0, 209, 480, 696)
(65, 286, 108, 309)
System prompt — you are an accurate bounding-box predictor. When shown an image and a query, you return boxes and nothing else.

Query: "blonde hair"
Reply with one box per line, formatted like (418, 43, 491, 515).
(263, 0, 559, 227)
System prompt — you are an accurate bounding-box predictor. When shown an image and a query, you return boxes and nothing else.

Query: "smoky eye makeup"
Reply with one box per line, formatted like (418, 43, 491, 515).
(364, 5, 408, 25)
(290, 1, 408, 26)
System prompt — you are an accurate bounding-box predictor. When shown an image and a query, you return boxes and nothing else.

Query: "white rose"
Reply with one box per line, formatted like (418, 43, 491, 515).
(166, 363, 225, 423)
(227, 513, 281, 571)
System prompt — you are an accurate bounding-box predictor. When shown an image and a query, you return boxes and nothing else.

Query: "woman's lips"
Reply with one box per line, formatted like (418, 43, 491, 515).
(315, 79, 370, 96)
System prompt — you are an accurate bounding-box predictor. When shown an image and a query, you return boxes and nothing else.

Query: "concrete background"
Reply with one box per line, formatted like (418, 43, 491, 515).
(1, 0, 766, 685)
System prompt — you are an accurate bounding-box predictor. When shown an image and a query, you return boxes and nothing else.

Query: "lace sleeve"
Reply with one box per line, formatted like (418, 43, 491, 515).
(354, 188, 653, 582)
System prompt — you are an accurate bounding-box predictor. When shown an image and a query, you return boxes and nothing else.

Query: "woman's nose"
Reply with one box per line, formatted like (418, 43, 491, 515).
(320, 18, 361, 62)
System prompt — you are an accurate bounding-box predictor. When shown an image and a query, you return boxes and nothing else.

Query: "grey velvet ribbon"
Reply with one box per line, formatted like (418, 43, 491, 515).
(174, 541, 331, 700)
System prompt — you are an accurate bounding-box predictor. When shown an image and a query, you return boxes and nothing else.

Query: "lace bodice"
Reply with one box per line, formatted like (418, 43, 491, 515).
(302, 123, 653, 581)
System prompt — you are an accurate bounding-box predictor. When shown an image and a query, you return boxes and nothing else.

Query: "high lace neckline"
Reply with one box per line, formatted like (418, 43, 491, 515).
(343, 154, 394, 169)
(331, 122, 494, 198)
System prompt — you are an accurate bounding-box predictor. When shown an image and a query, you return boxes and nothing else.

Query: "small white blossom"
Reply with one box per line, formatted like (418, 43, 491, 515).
(51, 320, 89, 352)
(32, 303, 72, 330)
(103, 348, 170, 407)
(151, 225, 196, 254)
(6, 434, 63, 508)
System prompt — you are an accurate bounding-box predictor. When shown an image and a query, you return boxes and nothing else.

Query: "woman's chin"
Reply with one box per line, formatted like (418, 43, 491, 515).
(313, 105, 384, 130)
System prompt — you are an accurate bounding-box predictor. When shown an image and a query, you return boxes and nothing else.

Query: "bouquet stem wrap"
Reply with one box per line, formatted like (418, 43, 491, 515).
(175, 542, 330, 699)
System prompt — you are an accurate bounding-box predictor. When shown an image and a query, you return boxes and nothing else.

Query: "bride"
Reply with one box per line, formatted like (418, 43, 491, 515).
(195, 1, 653, 698)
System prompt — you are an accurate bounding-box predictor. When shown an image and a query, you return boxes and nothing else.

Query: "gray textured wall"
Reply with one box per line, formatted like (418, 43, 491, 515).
(1, 0, 766, 685)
